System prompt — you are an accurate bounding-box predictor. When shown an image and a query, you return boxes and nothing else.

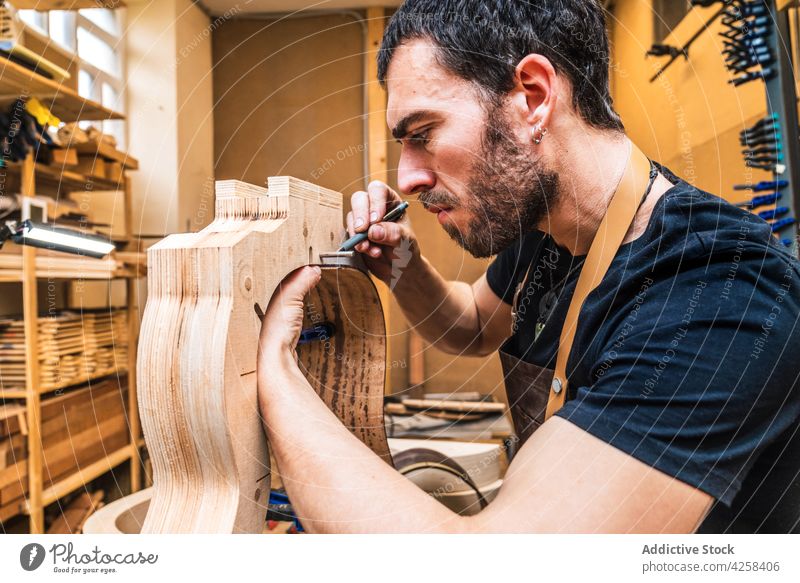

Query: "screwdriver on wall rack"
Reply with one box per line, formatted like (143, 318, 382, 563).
(735, 192, 783, 208)
(733, 180, 788, 192)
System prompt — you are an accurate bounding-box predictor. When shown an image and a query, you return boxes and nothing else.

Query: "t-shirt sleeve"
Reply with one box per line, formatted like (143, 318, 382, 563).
(555, 244, 800, 506)
(486, 233, 545, 304)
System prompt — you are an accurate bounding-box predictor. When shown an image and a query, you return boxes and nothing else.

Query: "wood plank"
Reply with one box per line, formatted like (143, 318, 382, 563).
(46, 490, 105, 534)
(1, 425, 129, 504)
(126, 275, 141, 492)
(73, 143, 139, 170)
(20, 153, 43, 533)
(41, 445, 131, 506)
(365, 7, 393, 394)
(138, 177, 391, 533)
(0, 499, 23, 523)
(401, 398, 507, 414)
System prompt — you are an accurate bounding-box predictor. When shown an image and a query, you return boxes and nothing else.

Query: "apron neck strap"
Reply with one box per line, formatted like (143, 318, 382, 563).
(545, 143, 654, 420)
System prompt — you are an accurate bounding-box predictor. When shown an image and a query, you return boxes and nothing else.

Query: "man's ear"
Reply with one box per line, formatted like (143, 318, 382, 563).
(514, 54, 558, 131)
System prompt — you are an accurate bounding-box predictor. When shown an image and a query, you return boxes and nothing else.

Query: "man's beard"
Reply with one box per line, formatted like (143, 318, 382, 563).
(420, 103, 559, 258)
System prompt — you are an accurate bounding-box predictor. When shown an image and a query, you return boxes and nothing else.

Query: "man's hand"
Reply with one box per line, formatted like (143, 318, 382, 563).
(347, 180, 420, 284)
(258, 266, 321, 362)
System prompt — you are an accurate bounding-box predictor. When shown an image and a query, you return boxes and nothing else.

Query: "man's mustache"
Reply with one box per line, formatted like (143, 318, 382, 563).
(419, 190, 459, 212)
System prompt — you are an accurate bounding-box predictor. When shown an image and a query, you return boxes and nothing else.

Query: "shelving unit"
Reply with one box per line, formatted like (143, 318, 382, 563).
(9, 1, 126, 9)
(0, 43, 141, 532)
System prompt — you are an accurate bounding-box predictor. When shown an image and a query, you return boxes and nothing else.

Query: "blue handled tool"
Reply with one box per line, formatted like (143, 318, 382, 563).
(338, 201, 410, 252)
(733, 180, 788, 192)
(297, 322, 335, 345)
(735, 192, 782, 208)
(770, 217, 796, 232)
(757, 206, 790, 220)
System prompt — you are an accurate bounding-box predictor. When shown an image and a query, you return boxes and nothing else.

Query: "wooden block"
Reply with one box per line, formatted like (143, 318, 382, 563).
(138, 177, 391, 533)
(50, 148, 78, 167)
(400, 398, 506, 414)
(0, 404, 26, 438)
(0, 434, 26, 469)
(105, 162, 123, 182)
(72, 142, 139, 170)
(0, 499, 22, 523)
(47, 490, 105, 534)
(75, 156, 106, 179)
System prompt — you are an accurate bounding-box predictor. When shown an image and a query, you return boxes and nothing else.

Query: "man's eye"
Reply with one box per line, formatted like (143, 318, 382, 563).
(409, 131, 430, 145)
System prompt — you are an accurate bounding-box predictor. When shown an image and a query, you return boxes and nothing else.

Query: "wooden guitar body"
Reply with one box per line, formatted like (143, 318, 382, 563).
(137, 177, 390, 533)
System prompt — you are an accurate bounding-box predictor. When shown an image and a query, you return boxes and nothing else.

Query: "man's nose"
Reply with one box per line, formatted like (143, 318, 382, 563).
(397, 150, 436, 195)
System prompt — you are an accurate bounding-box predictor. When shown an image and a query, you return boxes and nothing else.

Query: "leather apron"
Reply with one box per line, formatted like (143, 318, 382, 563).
(500, 145, 654, 447)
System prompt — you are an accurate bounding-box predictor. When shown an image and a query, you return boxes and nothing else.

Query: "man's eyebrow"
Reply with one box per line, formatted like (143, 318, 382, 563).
(391, 111, 436, 140)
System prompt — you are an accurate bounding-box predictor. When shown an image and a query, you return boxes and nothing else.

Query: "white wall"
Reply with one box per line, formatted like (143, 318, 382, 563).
(126, 0, 215, 236)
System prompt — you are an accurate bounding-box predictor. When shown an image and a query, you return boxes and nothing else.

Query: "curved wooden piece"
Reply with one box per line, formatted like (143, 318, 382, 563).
(137, 178, 390, 533)
(297, 267, 391, 461)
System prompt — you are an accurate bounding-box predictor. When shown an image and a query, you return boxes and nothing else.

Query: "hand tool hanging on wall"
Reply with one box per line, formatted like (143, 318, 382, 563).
(770, 217, 796, 232)
(648, 1, 732, 82)
(733, 179, 788, 191)
(721, 0, 776, 87)
(735, 191, 783, 208)
(756, 206, 790, 220)
(708, 0, 799, 247)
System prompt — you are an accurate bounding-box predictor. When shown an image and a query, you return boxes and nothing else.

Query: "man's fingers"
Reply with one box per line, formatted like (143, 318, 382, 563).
(366, 181, 390, 223)
(368, 221, 406, 247)
(270, 266, 322, 309)
(352, 182, 402, 233)
(350, 190, 370, 232)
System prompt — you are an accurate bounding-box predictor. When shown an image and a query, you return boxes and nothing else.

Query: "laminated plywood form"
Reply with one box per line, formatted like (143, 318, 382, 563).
(138, 177, 390, 533)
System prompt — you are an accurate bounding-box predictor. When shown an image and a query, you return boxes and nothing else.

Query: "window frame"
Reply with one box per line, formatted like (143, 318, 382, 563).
(17, 8, 127, 146)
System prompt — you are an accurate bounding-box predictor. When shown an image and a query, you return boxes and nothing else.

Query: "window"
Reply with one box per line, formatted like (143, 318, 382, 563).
(17, 8, 126, 148)
(652, 0, 691, 43)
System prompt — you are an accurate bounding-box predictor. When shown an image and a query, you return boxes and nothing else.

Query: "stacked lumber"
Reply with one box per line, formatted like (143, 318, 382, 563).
(0, 309, 128, 390)
(0, 251, 122, 279)
(72, 142, 139, 171)
(139, 177, 390, 533)
(0, 379, 129, 523)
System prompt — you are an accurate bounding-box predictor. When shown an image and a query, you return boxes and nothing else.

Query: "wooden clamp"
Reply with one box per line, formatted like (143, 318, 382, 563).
(137, 177, 391, 533)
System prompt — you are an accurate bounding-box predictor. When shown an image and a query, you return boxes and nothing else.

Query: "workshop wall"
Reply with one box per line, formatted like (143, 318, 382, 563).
(127, 0, 215, 236)
(610, 0, 772, 199)
(212, 14, 504, 400)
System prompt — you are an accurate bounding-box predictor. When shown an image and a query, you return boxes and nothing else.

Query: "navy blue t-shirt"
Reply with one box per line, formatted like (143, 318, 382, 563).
(486, 166, 800, 533)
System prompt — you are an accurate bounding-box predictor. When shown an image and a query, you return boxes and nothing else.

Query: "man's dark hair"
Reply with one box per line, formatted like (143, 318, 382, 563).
(377, 0, 624, 132)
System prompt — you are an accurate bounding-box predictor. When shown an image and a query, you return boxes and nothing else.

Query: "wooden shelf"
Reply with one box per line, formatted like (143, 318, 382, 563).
(0, 367, 128, 399)
(0, 446, 132, 524)
(39, 445, 132, 508)
(3, 160, 125, 194)
(72, 143, 139, 171)
(0, 268, 136, 282)
(11, 0, 126, 8)
(0, 255, 137, 282)
(36, 161, 125, 192)
(0, 55, 124, 122)
(3, 147, 141, 533)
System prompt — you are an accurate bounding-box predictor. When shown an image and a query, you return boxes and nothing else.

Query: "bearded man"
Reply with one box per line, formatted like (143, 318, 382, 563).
(257, 0, 800, 533)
